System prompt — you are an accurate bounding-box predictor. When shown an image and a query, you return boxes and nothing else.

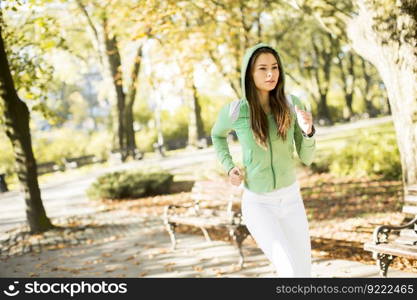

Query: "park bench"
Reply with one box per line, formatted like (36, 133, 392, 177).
(37, 161, 62, 175)
(62, 155, 100, 169)
(364, 184, 417, 277)
(163, 180, 250, 269)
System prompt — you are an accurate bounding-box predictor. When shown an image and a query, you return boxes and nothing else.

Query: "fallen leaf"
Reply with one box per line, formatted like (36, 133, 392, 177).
(105, 266, 117, 272)
(193, 266, 203, 272)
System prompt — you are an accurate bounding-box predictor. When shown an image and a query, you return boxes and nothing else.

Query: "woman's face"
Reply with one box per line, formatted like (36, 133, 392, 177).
(252, 53, 279, 93)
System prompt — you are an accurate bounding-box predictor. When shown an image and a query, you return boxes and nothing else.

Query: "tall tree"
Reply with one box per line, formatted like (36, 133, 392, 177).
(293, 0, 417, 187)
(281, 21, 338, 125)
(335, 42, 356, 121)
(309, 31, 337, 124)
(0, 17, 53, 233)
(347, 0, 417, 187)
(358, 56, 381, 117)
(101, 14, 126, 155)
(75, 0, 145, 160)
(146, 3, 207, 148)
(124, 43, 143, 157)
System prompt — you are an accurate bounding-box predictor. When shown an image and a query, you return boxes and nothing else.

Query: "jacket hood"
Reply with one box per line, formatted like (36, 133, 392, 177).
(240, 43, 285, 104)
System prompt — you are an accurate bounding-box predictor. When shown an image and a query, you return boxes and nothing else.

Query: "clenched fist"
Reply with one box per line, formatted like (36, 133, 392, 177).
(228, 166, 244, 186)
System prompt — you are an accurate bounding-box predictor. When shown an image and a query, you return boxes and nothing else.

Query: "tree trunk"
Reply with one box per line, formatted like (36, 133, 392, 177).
(187, 77, 198, 148)
(347, 0, 417, 187)
(192, 81, 205, 140)
(311, 32, 334, 125)
(0, 26, 53, 233)
(103, 17, 126, 160)
(317, 93, 332, 125)
(360, 57, 379, 117)
(345, 54, 355, 119)
(124, 44, 143, 159)
(336, 50, 355, 120)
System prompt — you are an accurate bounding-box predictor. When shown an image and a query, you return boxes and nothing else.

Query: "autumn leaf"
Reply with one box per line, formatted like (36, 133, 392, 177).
(193, 266, 203, 272)
(105, 266, 117, 272)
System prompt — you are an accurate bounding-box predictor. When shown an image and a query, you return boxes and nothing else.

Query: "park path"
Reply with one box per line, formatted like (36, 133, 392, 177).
(1, 206, 415, 278)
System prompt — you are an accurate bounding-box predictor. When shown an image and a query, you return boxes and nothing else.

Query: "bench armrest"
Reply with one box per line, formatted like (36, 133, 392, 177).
(372, 215, 417, 244)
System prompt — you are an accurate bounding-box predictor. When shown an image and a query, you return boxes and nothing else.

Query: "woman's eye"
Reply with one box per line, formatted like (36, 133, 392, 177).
(273, 66, 278, 69)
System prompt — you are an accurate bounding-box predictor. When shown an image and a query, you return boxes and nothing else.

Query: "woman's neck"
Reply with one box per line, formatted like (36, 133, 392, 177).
(257, 90, 270, 113)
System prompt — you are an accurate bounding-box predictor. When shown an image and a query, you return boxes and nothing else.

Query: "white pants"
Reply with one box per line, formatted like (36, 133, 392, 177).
(241, 180, 312, 277)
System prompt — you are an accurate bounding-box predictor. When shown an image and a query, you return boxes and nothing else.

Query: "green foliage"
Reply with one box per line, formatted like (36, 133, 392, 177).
(1, 1, 69, 126)
(33, 128, 112, 165)
(86, 169, 174, 200)
(133, 99, 153, 126)
(161, 106, 188, 141)
(135, 129, 157, 152)
(312, 130, 401, 180)
(198, 93, 231, 136)
(85, 131, 113, 160)
(135, 106, 189, 153)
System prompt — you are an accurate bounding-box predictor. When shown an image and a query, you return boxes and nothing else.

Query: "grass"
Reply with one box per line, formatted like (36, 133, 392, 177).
(315, 120, 395, 156)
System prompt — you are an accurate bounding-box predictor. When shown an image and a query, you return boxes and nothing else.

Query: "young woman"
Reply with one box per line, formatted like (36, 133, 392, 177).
(211, 43, 316, 277)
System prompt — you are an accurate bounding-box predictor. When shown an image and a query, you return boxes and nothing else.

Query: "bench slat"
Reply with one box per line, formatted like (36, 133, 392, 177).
(364, 242, 417, 260)
(403, 205, 417, 215)
(191, 193, 240, 201)
(407, 184, 417, 195)
(168, 216, 241, 227)
(191, 195, 241, 204)
(395, 236, 417, 246)
(400, 229, 417, 238)
(404, 194, 417, 204)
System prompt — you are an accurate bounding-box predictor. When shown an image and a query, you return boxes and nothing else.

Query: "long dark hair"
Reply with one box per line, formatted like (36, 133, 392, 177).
(245, 47, 293, 149)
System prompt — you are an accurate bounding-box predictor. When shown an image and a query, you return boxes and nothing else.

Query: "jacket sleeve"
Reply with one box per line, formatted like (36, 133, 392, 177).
(211, 103, 235, 175)
(292, 96, 316, 166)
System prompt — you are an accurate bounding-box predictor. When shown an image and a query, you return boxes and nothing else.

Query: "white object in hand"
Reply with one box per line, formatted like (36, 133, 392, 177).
(294, 105, 311, 134)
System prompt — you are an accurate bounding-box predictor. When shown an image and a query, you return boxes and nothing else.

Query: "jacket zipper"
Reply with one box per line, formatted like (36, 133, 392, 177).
(267, 129, 276, 188)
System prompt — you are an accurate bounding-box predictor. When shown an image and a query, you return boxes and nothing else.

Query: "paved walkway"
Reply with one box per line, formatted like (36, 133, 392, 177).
(0, 208, 415, 278)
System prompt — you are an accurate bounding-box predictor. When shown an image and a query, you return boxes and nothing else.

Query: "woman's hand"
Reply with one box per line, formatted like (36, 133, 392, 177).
(228, 166, 244, 186)
(295, 105, 313, 135)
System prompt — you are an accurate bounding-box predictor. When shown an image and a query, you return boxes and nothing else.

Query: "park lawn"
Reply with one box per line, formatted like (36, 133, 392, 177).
(315, 121, 395, 157)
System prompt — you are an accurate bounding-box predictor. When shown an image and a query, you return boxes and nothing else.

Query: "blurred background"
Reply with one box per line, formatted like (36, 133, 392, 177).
(0, 0, 400, 189)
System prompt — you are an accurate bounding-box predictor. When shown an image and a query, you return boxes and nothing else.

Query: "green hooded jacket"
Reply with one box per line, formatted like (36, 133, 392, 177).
(210, 43, 316, 193)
